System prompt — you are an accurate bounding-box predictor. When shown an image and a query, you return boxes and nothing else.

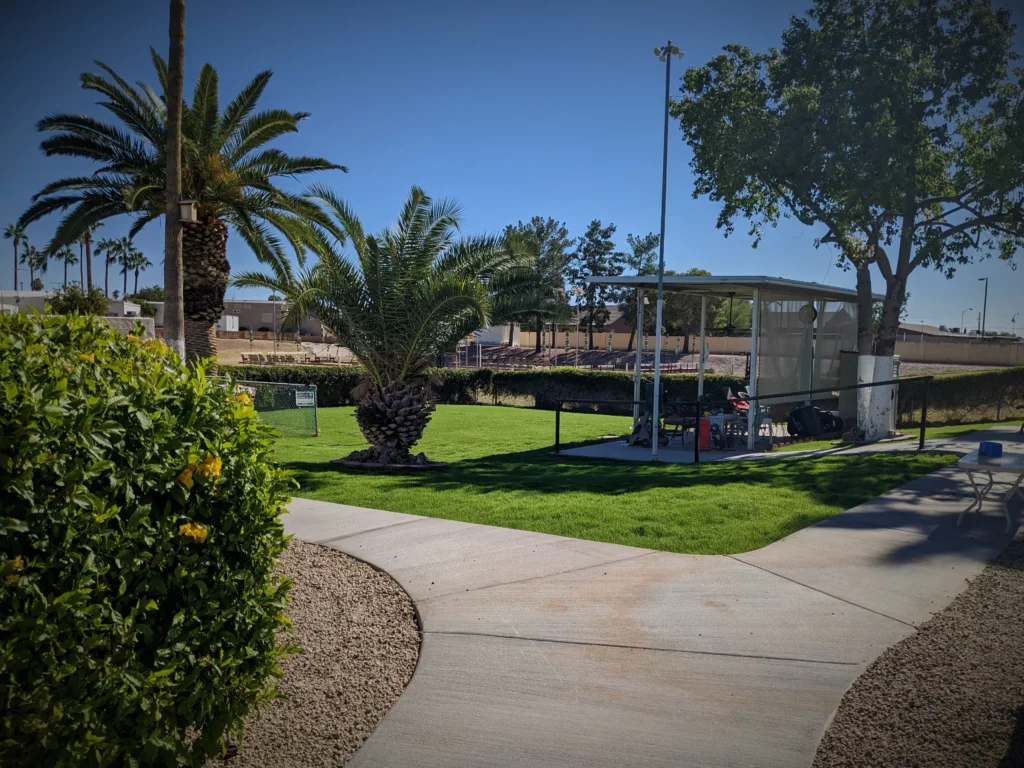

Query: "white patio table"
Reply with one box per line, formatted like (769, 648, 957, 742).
(957, 449, 1024, 533)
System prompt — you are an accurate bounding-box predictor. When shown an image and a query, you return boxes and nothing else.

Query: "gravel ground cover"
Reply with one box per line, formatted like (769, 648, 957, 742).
(208, 540, 420, 767)
(814, 533, 1024, 768)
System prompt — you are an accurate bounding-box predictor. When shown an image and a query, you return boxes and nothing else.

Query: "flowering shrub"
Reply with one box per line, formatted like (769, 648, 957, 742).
(0, 312, 294, 766)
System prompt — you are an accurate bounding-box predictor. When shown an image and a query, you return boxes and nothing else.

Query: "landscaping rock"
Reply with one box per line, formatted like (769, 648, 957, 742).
(813, 531, 1024, 768)
(210, 540, 420, 767)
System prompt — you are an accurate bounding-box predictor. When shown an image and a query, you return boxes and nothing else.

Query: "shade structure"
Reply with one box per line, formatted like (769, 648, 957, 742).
(586, 275, 884, 456)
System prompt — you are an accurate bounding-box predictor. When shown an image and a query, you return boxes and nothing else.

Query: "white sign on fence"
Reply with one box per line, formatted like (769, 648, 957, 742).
(295, 390, 316, 407)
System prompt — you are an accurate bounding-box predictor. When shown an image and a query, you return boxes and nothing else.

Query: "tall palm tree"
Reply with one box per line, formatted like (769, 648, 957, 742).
(23, 245, 49, 289)
(95, 237, 117, 297)
(4, 223, 26, 290)
(80, 222, 101, 292)
(233, 186, 533, 466)
(19, 50, 344, 363)
(130, 251, 153, 296)
(56, 245, 77, 288)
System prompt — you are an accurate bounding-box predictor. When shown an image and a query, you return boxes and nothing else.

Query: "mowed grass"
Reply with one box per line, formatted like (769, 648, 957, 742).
(272, 405, 957, 555)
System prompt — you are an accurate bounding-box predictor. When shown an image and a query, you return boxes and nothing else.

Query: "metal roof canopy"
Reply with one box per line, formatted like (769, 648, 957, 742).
(586, 274, 884, 303)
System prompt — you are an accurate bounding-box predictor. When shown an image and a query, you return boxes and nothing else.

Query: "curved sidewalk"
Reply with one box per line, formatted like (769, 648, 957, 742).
(284, 426, 1022, 768)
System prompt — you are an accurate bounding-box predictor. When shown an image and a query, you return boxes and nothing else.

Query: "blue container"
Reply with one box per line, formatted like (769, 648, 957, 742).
(979, 441, 1003, 458)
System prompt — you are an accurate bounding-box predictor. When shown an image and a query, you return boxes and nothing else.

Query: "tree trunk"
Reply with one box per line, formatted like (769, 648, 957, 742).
(85, 232, 93, 292)
(104, 262, 110, 297)
(122, 268, 128, 297)
(12, 243, 17, 292)
(79, 243, 84, 287)
(855, 260, 873, 356)
(64, 260, 68, 288)
(874, 277, 906, 358)
(182, 217, 230, 369)
(163, 0, 187, 359)
(348, 380, 436, 465)
(534, 315, 541, 353)
(134, 269, 140, 296)
(507, 323, 514, 346)
(627, 326, 636, 352)
(29, 265, 34, 285)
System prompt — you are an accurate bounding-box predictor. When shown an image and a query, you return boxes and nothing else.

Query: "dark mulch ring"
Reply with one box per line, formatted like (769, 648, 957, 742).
(207, 540, 420, 767)
(814, 532, 1024, 768)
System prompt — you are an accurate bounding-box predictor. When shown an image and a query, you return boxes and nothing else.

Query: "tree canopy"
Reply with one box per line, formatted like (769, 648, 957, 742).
(674, 0, 1023, 355)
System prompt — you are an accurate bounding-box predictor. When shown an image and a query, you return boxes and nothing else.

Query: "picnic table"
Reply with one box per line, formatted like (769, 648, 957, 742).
(957, 449, 1024, 533)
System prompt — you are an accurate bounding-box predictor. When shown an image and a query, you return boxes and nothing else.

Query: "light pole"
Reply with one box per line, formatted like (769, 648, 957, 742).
(649, 40, 683, 460)
(1013, 313, 1019, 339)
(960, 308, 973, 335)
(978, 277, 989, 339)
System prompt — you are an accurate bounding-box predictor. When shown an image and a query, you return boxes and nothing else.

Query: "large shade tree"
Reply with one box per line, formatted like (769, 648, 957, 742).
(673, 0, 1024, 362)
(501, 217, 572, 352)
(19, 50, 344, 363)
(566, 220, 625, 346)
(618, 232, 660, 351)
(233, 186, 534, 466)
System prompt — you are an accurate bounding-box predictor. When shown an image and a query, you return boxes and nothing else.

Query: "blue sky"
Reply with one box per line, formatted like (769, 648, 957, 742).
(1, 0, 1020, 333)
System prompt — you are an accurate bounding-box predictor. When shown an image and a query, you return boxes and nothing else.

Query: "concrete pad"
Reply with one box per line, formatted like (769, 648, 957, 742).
(734, 522, 1005, 626)
(284, 497, 421, 543)
(559, 439, 761, 464)
(419, 551, 909, 665)
(320, 517, 655, 601)
(350, 632, 852, 768)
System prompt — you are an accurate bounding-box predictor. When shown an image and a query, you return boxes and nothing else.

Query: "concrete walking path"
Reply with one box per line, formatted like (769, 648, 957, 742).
(284, 425, 1023, 768)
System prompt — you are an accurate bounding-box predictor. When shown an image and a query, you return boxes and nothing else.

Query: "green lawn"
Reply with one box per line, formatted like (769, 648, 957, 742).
(271, 405, 959, 555)
(774, 419, 1019, 453)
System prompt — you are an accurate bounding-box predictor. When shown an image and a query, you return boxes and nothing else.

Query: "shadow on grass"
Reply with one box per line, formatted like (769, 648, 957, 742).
(284, 441, 959, 519)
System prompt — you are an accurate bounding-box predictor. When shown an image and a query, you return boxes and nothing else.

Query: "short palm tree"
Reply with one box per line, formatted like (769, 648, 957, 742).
(233, 186, 533, 466)
(19, 50, 344, 362)
(53, 245, 78, 288)
(4, 223, 26, 291)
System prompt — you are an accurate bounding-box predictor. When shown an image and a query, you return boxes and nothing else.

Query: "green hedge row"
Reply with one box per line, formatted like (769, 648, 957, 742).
(221, 363, 1024, 426)
(220, 365, 748, 413)
(897, 365, 1024, 426)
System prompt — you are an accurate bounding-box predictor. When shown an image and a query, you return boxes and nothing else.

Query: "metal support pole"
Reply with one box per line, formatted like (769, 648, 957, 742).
(747, 288, 760, 450)
(633, 288, 644, 430)
(650, 40, 674, 462)
(919, 380, 929, 451)
(697, 295, 707, 397)
(693, 401, 700, 464)
(555, 402, 561, 454)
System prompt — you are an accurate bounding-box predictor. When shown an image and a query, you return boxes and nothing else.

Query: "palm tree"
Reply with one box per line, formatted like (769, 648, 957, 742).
(4, 223, 26, 290)
(95, 237, 118, 297)
(56, 245, 77, 288)
(19, 51, 344, 363)
(20, 245, 43, 288)
(233, 186, 533, 466)
(80, 223, 101, 292)
(129, 251, 153, 296)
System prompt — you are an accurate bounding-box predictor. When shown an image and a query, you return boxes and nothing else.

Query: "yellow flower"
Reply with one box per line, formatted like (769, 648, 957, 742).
(177, 465, 195, 490)
(5, 574, 19, 586)
(11, 556, 24, 569)
(196, 452, 222, 478)
(178, 522, 209, 543)
(237, 391, 252, 405)
(4, 556, 23, 586)
(127, 335, 142, 343)
(78, 353, 95, 363)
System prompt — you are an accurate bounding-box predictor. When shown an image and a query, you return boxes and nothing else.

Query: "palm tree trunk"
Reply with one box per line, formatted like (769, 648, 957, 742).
(349, 380, 436, 465)
(133, 269, 140, 296)
(13, 243, 18, 292)
(182, 218, 230, 369)
(534, 315, 541, 353)
(104, 262, 110, 297)
(163, 0, 187, 359)
(79, 243, 84, 287)
(85, 234, 93, 292)
(122, 268, 128, 297)
(64, 260, 68, 288)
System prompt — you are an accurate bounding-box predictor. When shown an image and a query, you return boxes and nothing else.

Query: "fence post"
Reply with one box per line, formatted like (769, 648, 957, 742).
(919, 380, 929, 450)
(555, 401, 561, 454)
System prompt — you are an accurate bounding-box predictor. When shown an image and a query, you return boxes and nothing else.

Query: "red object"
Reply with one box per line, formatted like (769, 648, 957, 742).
(699, 418, 712, 450)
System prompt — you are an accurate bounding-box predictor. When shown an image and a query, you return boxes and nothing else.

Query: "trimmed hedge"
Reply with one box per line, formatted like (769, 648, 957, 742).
(221, 363, 1024, 426)
(897, 365, 1024, 426)
(220, 365, 748, 413)
(1, 314, 293, 766)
